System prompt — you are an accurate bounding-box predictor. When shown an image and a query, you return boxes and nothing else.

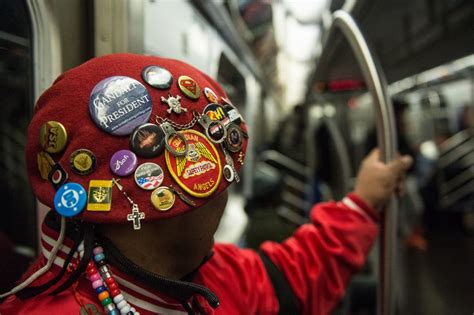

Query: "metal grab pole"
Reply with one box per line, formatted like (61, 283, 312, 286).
(329, 10, 399, 315)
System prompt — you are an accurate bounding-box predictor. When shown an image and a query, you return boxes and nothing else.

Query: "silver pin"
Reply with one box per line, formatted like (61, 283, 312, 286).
(160, 94, 187, 114)
(221, 145, 240, 183)
(198, 114, 227, 143)
(160, 122, 188, 157)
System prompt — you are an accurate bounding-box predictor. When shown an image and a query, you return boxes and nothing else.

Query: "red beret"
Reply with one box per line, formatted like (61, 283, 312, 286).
(27, 53, 247, 226)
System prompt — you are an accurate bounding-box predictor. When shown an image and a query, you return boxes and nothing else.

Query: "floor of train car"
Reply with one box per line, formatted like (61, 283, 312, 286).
(399, 212, 473, 315)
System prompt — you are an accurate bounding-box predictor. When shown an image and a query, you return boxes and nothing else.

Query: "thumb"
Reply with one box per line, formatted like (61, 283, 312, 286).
(388, 155, 413, 174)
(366, 148, 380, 162)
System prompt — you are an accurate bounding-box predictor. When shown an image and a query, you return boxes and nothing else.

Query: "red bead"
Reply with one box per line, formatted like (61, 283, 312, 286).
(87, 262, 95, 269)
(109, 288, 121, 297)
(105, 277, 117, 286)
(107, 281, 119, 291)
(86, 271, 96, 277)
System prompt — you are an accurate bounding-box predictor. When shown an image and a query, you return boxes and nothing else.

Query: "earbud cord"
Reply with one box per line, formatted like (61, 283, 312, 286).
(0, 216, 66, 299)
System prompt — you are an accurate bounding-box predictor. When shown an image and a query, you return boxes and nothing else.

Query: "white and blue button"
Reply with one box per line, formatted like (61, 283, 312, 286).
(89, 76, 153, 136)
(54, 183, 87, 217)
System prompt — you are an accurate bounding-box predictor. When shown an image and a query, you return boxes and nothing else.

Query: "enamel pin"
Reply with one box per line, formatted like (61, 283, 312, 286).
(161, 94, 187, 114)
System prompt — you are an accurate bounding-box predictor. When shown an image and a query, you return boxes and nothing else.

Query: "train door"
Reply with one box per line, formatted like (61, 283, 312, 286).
(0, 0, 35, 292)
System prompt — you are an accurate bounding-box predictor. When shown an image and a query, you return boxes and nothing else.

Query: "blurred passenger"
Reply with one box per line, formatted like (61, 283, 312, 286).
(0, 54, 411, 315)
(366, 99, 426, 250)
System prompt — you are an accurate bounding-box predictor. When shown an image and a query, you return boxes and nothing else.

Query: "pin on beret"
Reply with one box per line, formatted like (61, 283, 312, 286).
(27, 53, 248, 229)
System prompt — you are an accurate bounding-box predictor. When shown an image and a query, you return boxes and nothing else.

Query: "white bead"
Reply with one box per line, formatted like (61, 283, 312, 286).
(77, 242, 84, 252)
(113, 294, 125, 304)
(130, 307, 136, 313)
(116, 300, 127, 309)
(120, 305, 131, 314)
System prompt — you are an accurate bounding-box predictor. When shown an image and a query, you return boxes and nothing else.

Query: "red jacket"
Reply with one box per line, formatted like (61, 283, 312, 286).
(0, 193, 378, 315)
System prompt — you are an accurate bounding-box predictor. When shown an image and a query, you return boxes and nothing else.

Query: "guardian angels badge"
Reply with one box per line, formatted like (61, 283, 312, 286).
(165, 130, 222, 198)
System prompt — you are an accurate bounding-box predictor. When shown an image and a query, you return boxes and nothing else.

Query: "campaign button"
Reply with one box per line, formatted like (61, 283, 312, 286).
(134, 162, 164, 190)
(151, 186, 175, 211)
(178, 75, 200, 99)
(54, 183, 86, 217)
(39, 121, 68, 154)
(109, 150, 138, 176)
(203, 87, 218, 103)
(130, 123, 165, 158)
(89, 76, 152, 136)
(142, 66, 173, 89)
(70, 149, 96, 175)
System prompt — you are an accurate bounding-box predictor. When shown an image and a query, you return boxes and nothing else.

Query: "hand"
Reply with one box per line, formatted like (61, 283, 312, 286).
(354, 149, 413, 211)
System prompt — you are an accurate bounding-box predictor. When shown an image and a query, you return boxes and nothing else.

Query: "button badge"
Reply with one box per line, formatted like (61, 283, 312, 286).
(178, 75, 200, 100)
(130, 123, 166, 158)
(89, 76, 152, 136)
(151, 186, 175, 211)
(142, 65, 173, 89)
(134, 162, 164, 190)
(70, 149, 96, 175)
(109, 150, 138, 177)
(48, 163, 68, 190)
(54, 183, 87, 217)
(39, 121, 68, 154)
(204, 103, 230, 126)
(37, 151, 55, 180)
(224, 123, 244, 152)
(204, 87, 218, 103)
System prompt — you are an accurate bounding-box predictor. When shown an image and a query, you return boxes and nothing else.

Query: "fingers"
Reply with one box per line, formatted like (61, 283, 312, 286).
(388, 154, 413, 174)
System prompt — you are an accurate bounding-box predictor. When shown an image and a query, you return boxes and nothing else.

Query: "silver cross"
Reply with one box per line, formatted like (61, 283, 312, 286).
(127, 203, 146, 230)
(113, 178, 146, 230)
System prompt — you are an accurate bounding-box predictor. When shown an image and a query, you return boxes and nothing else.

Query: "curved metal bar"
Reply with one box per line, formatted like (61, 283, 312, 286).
(329, 10, 398, 315)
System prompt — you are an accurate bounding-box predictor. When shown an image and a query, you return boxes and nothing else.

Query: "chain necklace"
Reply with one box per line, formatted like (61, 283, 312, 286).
(154, 111, 201, 130)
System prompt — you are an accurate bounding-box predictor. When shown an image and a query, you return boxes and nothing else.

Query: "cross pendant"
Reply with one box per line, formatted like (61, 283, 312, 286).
(127, 203, 145, 230)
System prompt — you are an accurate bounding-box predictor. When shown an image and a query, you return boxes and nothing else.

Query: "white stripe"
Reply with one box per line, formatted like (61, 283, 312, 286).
(42, 233, 72, 253)
(43, 231, 181, 307)
(42, 234, 78, 259)
(122, 291, 188, 315)
(42, 243, 187, 313)
(114, 275, 182, 307)
(42, 245, 66, 267)
(342, 197, 372, 221)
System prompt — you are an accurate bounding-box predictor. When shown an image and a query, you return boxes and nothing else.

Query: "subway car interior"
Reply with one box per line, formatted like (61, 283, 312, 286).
(0, 0, 473, 314)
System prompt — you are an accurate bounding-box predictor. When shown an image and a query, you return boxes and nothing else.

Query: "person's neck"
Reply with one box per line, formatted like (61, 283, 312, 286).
(100, 220, 212, 280)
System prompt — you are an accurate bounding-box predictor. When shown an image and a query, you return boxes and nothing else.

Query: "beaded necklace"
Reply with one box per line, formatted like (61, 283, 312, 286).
(86, 245, 139, 315)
